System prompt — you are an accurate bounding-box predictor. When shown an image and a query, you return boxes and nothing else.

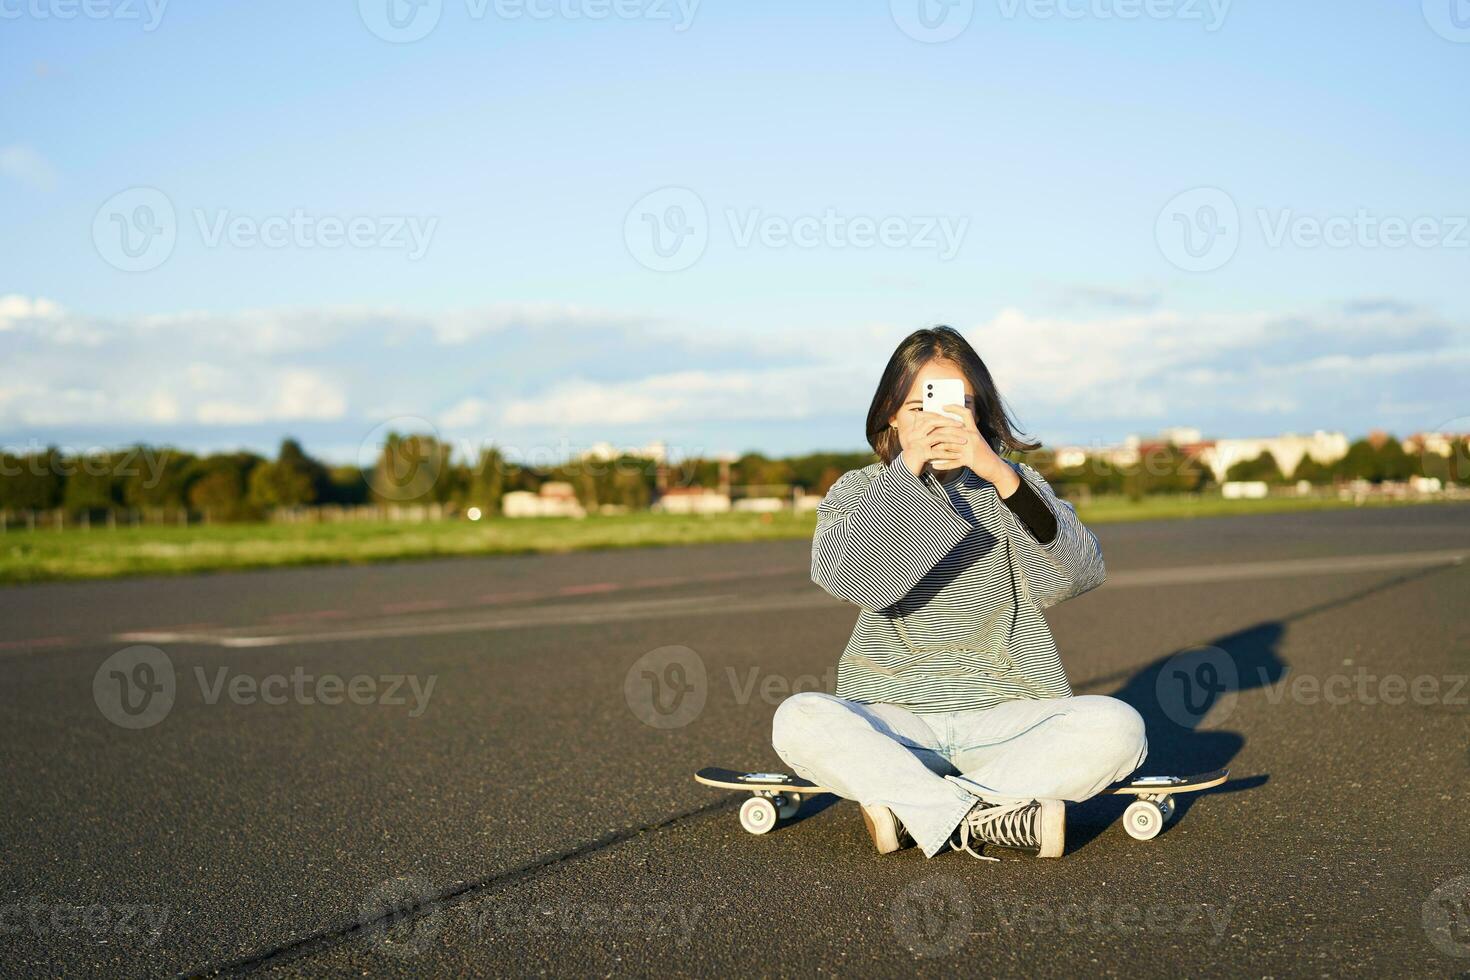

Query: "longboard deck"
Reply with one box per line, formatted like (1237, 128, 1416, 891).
(695, 767, 828, 794)
(1104, 768, 1228, 796)
(694, 766, 1229, 797)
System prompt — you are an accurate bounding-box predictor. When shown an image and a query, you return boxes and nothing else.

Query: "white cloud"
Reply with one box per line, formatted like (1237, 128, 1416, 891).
(0, 294, 62, 330)
(0, 296, 1464, 456)
(0, 145, 59, 192)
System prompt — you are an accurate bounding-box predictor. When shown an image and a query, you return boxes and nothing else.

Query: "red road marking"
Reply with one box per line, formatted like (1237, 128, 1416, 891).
(558, 582, 620, 595)
(475, 590, 541, 605)
(268, 610, 349, 623)
(0, 636, 74, 650)
(380, 599, 452, 614)
(630, 576, 684, 588)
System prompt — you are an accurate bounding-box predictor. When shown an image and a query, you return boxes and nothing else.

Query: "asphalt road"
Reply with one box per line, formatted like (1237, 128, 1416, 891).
(2, 504, 1468, 978)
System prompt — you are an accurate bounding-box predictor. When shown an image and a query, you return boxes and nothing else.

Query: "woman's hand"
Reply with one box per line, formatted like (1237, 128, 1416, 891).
(943, 404, 1021, 498)
(894, 408, 965, 477)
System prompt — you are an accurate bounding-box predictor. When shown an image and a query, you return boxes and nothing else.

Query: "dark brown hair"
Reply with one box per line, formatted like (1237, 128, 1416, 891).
(865, 326, 1039, 464)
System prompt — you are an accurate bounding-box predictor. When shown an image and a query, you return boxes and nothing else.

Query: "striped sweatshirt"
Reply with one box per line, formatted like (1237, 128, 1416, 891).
(812, 454, 1107, 713)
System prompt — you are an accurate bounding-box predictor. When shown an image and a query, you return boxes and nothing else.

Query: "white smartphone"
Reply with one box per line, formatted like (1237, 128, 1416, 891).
(922, 377, 966, 421)
(921, 377, 967, 471)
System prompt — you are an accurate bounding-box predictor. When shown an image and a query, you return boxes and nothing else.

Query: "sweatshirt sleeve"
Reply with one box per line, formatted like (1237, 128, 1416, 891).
(811, 455, 975, 611)
(995, 461, 1106, 609)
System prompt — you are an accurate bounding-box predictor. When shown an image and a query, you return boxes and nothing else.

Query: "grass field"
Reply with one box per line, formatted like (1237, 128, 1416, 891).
(0, 494, 1454, 585)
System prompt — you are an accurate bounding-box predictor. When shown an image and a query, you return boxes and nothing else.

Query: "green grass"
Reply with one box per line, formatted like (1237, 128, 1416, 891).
(0, 494, 1456, 585)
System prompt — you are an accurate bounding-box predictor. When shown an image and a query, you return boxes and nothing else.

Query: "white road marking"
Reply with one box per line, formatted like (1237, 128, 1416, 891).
(110, 549, 1466, 648)
(1101, 549, 1466, 588)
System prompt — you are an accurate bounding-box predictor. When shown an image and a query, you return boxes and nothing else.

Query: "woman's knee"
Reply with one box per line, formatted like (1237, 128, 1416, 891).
(1069, 696, 1147, 760)
(771, 692, 850, 755)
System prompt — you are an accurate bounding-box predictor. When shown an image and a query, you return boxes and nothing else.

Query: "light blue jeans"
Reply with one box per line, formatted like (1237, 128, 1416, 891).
(771, 692, 1148, 857)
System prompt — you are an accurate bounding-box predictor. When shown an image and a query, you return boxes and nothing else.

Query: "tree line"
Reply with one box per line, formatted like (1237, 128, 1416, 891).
(0, 433, 1462, 521)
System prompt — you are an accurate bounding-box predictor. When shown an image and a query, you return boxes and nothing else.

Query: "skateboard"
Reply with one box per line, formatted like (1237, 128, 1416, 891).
(694, 766, 1228, 841)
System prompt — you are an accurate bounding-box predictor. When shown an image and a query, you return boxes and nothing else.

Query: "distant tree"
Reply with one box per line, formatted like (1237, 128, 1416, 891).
(610, 466, 652, 510)
(465, 447, 506, 515)
(1337, 437, 1413, 483)
(62, 454, 120, 513)
(320, 465, 370, 506)
(247, 439, 326, 509)
(1225, 452, 1284, 483)
(369, 433, 452, 505)
(1418, 437, 1470, 486)
(121, 447, 194, 511)
(0, 449, 64, 510)
(1290, 455, 1336, 484)
(186, 453, 262, 521)
(1134, 444, 1211, 495)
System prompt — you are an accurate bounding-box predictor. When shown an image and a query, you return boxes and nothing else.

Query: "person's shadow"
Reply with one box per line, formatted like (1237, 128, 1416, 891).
(1068, 562, 1451, 849)
(1064, 620, 1283, 848)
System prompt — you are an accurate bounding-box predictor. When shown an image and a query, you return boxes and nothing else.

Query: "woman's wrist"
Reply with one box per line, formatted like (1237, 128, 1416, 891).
(989, 464, 1021, 498)
(968, 448, 1019, 496)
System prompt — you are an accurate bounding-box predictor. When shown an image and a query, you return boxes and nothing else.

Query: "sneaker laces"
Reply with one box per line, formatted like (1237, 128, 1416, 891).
(951, 798, 1041, 861)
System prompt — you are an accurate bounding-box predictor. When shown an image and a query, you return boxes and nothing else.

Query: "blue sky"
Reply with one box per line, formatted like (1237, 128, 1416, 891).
(2, 0, 1467, 462)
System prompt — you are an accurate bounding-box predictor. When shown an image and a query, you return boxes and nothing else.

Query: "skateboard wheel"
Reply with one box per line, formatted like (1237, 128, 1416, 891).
(1123, 800, 1164, 840)
(776, 793, 801, 820)
(1158, 795, 1176, 821)
(740, 796, 778, 834)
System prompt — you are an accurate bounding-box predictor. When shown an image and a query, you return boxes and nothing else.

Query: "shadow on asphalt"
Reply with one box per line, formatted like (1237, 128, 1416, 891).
(1070, 562, 1457, 851)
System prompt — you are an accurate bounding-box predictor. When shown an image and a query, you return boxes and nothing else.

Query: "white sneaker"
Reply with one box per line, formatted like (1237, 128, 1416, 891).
(860, 803, 914, 854)
(952, 797, 1065, 860)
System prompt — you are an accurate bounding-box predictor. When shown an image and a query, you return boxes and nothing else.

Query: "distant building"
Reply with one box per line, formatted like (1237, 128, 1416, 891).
(1404, 432, 1466, 458)
(1049, 427, 1351, 482)
(732, 497, 784, 513)
(1204, 431, 1348, 483)
(652, 487, 731, 514)
(502, 481, 587, 518)
(1159, 426, 1203, 445)
(581, 440, 667, 463)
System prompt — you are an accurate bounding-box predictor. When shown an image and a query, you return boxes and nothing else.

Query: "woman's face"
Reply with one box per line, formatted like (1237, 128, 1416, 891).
(889, 357, 976, 428)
